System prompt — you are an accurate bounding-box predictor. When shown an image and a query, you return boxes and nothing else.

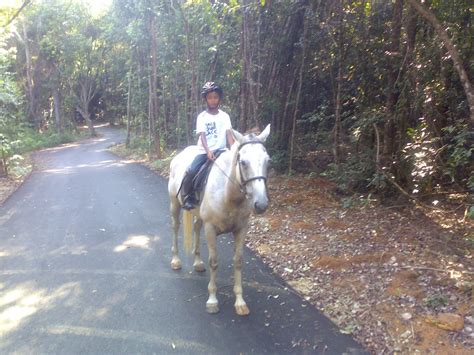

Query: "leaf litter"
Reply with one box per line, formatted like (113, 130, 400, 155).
(246, 175, 474, 354)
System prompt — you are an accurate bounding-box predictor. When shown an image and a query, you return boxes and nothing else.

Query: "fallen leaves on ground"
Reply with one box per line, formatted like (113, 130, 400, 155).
(246, 175, 474, 354)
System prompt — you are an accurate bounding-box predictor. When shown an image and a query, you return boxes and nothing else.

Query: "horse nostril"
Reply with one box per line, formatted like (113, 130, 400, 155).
(254, 201, 268, 214)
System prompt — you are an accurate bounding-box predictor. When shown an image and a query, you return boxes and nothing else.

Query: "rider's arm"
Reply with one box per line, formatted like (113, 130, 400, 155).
(199, 132, 215, 161)
(226, 129, 235, 147)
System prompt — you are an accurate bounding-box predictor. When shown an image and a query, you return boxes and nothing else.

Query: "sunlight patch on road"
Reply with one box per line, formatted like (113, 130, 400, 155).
(44, 325, 213, 352)
(41, 166, 75, 175)
(0, 282, 81, 337)
(0, 208, 16, 226)
(49, 244, 88, 256)
(114, 235, 159, 252)
(42, 160, 130, 174)
(42, 142, 81, 153)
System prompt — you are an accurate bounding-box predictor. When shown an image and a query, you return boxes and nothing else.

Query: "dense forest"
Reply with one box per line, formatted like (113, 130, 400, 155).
(0, 0, 472, 203)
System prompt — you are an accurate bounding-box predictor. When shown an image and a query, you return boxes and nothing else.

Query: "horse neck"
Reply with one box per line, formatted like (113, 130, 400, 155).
(225, 144, 245, 204)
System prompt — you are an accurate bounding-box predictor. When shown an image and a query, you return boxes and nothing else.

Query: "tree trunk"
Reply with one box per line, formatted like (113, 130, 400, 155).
(244, 2, 258, 128)
(53, 88, 62, 134)
(77, 106, 95, 137)
(78, 79, 96, 137)
(407, 0, 474, 124)
(174, 66, 182, 148)
(149, 14, 161, 158)
(175, 2, 194, 144)
(148, 69, 154, 155)
(182, 8, 192, 144)
(333, 53, 343, 165)
(255, 2, 262, 125)
(403, 4, 418, 133)
(161, 75, 168, 138)
(239, 0, 249, 132)
(191, 31, 199, 129)
(21, 21, 38, 129)
(126, 62, 133, 148)
(288, 4, 308, 174)
(382, 0, 403, 157)
(333, 0, 346, 165)
(281, 67, 298, 141)
(137, 50, 144, 138)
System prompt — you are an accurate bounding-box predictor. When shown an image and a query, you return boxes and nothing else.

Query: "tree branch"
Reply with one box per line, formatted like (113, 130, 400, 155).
(407, 0, 474, 124)
(4, 0, 31, 27)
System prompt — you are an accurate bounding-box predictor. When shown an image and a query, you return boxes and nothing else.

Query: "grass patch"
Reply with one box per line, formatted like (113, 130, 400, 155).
(109, 142, 176, 177)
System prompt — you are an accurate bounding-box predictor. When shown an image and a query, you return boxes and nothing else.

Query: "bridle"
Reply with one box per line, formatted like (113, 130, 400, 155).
(211, 140, 269, 196)
(236, 140, 268, 193)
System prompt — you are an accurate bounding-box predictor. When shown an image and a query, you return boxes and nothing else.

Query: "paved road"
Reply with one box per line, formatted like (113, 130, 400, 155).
(0, 127, 365, 354)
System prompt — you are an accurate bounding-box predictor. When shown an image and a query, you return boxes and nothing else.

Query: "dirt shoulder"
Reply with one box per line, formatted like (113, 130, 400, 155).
(246, 175, 473, 353)
(0, 155, 33, 206)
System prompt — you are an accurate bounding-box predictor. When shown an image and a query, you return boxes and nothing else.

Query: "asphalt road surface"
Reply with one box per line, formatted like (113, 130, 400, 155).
(0, 126, 366, 354)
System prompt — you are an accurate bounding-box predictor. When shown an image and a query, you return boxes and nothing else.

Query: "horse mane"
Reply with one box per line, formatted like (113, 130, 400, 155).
(245, 133, 257, 141)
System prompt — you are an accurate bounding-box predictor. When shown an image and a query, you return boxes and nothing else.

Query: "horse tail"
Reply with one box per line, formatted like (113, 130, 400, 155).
(183, 209, 193, 254)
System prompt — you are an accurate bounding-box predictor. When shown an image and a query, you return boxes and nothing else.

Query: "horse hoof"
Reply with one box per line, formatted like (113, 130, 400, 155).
(171, 258, 182, 270)
(193, 261, 205, 272)
(206, 303, 219, 314)
(235, 304, 250, 316)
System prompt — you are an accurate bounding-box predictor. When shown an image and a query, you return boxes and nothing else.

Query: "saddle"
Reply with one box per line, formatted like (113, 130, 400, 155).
(176, 150, 224, 205)
(192, 150, 224, 194)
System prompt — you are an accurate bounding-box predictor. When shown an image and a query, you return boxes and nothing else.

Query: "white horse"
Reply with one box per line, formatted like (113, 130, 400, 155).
(168, 124, 271, 315)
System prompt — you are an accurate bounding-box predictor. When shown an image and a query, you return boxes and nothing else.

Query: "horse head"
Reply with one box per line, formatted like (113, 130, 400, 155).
(232, 124, 271, 215)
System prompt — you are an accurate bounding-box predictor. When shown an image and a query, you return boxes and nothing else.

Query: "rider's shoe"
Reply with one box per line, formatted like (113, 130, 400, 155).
(182, 196, 196, 210)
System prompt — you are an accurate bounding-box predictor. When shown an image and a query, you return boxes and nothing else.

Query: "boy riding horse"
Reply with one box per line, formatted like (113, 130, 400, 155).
(180, 82, 235, 210)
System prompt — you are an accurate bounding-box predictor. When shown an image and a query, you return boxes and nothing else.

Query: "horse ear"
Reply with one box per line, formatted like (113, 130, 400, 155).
(257, 124, 271, 142)
(232, 129, 244, 144)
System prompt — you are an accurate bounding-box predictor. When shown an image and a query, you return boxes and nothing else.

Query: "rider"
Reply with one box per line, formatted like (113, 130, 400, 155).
(181, 82, 235, 210)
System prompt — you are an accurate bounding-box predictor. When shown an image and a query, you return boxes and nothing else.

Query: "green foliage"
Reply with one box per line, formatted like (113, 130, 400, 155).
(441, 123, 473, 186)
(267, 149, 288, 173)
(0, 133, 12, 175)
(325, 152, 379, 194)
(466, 206, 474, 221)
(424, 294, 449, 311)
(1, 0, 472, 200)
(128, 136, 151, 153)
(341, 194, 376, 209)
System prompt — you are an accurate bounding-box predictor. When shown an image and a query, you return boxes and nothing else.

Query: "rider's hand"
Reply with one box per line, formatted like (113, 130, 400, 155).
(207, 151, 215, 161)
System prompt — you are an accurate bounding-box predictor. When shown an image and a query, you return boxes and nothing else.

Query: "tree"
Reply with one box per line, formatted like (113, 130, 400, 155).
(2, 0, 472, 196)
(407, 0, 474, 125)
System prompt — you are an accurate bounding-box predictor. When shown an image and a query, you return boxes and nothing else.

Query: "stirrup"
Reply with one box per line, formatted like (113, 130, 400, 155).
(182, 196, 196, 210)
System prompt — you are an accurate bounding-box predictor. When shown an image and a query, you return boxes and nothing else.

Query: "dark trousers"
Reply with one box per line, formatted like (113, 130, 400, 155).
(181, 149, 222, 203)
(187, 153, 208, 175)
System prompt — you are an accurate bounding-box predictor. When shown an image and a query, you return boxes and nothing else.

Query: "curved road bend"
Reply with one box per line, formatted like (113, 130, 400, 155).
(0, 126, 366, 354)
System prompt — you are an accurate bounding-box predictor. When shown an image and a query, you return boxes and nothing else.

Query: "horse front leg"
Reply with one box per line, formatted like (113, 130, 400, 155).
(233, 226, 250, 316)
(205, 223, 219, 313)
(170, 198, 182, 270)
(193, 217, 205, 272)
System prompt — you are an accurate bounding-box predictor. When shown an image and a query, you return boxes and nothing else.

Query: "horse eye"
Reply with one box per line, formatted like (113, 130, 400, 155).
(240, 160, 249, 168)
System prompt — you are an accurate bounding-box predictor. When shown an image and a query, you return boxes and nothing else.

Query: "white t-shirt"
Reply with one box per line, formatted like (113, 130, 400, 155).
(196, 110, 232, 151)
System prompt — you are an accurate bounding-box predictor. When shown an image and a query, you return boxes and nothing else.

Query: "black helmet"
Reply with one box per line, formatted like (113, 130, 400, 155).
(201, 82, 223, 98)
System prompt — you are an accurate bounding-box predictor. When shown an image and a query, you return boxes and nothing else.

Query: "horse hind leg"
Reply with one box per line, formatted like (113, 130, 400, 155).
(170, 198, 182, 270)
(233, 227, 250, 316)
(192, 217, 205, 272)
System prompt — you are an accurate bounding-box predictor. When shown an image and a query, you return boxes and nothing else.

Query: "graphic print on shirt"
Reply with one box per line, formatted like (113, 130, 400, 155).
(205, 121, 218, 140)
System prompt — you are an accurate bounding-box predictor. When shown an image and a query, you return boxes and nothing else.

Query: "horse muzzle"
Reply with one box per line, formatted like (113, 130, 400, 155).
(254, 199, 269, 214)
